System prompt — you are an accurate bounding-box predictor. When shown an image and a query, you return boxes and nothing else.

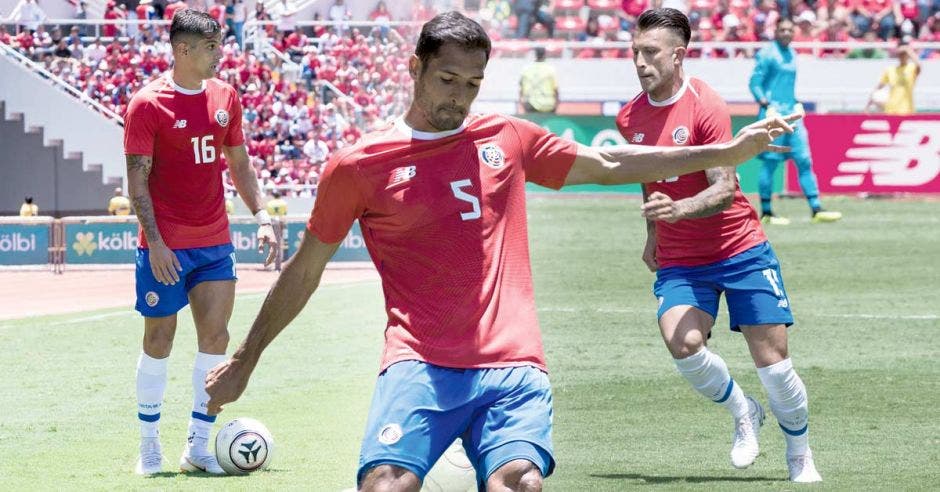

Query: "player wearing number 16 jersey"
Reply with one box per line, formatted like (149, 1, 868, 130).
(617, 9, 821, 482)
(204, 11, 800, 491)
(123, 9, 276, 476)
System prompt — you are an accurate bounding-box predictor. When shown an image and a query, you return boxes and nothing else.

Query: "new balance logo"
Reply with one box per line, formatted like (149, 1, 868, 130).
(777, 299, 789, 308)
(832, 120, 940, 187)
(632, 133, 645, 143)
(390, 165, 416, 185)
(173, 119, 187, 129)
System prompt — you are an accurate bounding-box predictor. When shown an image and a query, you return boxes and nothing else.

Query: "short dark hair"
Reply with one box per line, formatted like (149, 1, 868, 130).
(415, 11, 491, 69)
(170, 9, 221, 45)
(534, 46, 546, 60)
(25, 196, 33, 204)
(637, 8, 691, 47)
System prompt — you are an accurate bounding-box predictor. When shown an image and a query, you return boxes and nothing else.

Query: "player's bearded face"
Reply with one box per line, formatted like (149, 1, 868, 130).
(411, 44, 487, 131)
(776, 22, 794, 46)
(191, 35, 223, 79)
(632, 29, 681, 98)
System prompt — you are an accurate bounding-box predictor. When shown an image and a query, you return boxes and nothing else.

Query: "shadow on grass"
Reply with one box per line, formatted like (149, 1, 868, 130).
(590, 473, 784, 484)
(145, 468, 287, 479)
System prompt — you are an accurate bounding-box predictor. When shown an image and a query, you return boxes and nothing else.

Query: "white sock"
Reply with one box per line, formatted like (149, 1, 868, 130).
(188, 352, 226, 453)
(756, 358, 809, 456)
(137, 352, 168, 439)
(675, 348, 750, 420)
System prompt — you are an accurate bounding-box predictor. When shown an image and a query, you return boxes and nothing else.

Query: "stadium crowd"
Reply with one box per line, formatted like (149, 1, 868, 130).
(2, 0, 938, 194)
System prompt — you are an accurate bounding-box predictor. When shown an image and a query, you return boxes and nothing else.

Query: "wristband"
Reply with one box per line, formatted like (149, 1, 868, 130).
(254, 210, 272, 225)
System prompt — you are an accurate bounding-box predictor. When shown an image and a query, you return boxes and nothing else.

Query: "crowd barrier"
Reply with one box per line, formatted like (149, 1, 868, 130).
(0, 216, 370, 269)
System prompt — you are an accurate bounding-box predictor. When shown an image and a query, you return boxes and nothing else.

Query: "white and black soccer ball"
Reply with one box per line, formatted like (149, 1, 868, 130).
(215, 417, 274, 475)
(421, 438, 477, 492)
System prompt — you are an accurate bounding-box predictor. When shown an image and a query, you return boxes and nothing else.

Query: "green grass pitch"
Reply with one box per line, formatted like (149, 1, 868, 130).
(1, 196, 938, 490)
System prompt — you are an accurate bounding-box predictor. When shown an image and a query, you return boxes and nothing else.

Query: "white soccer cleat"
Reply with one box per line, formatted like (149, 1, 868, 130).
(135, 437, 163, 475)
(180, 436, 226, 475)
(730, 395, 765, 469)
(788, 450, 823, 483)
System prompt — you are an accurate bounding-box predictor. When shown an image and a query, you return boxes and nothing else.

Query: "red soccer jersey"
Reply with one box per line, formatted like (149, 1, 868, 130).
(308, 114, 578, 372)
(124, 74, 244, 249)
(616, 78, 766, 268)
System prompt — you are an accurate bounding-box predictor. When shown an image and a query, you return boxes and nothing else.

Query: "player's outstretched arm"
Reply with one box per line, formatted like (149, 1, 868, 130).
(563, 113, 800, 186)
(205, 233, 341, 414)
(224, 144, 277, 265)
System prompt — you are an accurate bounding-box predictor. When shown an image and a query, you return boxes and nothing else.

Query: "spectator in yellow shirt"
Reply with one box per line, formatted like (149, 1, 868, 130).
(19, 196, 38, 217)
(266, 191, 288, 217)
(519, 47, 558, 114)
(868, 42, 921, 115)
(108, 187, 131, 215)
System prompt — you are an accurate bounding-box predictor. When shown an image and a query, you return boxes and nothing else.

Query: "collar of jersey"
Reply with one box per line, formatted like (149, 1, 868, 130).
(166, 73, 206, 95)
(647, 78, 688, 107)
(394, 116, 466, 140)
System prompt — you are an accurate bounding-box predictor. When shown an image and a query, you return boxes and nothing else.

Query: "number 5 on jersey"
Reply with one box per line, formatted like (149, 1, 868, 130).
(191, 135, 216, 164)
(450, 179, 481, 221)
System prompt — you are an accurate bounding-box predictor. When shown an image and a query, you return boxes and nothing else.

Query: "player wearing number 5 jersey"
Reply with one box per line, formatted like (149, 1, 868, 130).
(617, 9, 820, 482)
(204, 11, 799, 492)
(123, 9, 276, 476)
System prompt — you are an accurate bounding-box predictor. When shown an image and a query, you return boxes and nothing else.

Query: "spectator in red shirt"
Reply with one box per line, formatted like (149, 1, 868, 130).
(850, 0, 897, 39)
(102, 1, 121, 38)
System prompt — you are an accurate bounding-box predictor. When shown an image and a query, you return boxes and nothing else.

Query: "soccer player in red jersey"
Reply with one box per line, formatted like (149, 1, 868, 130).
(617, 9, 821, 482)
(206, 11, 797, 491)
(123, 9, 276, 476)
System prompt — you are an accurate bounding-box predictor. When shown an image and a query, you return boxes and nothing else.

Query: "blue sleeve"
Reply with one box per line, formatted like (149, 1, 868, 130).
(749, 50, 772, 103)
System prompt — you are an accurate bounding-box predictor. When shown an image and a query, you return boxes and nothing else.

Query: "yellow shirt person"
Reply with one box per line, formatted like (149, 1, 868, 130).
(266, 192, 288, 217)
(872, 45, 920, 115)
(19, 197, 38, 217)
(519, 47, 558, 114)
(108, 187, 131, 215)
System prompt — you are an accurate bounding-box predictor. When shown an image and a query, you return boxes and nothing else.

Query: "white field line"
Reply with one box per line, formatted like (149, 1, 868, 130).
(537, 306, 938, 321)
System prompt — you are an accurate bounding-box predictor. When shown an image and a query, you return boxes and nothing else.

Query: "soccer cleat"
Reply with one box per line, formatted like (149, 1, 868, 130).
(730, 396, 765, 469)
(761, 214, 791, 226)
(180, 436, 226, 474)
(788, 450, 823, 482)
(135, 437, 163, 475)
(811, 210, 842, 223)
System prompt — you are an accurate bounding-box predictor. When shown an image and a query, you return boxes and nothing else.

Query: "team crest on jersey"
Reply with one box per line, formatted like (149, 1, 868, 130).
(215, 109, 230, 127)
(672, 126, 690, 145)
(478, 143, 505, 169)
(377, 423, 403, 445)
(145, 291, 159, 307)
(632, 133, 645, 143)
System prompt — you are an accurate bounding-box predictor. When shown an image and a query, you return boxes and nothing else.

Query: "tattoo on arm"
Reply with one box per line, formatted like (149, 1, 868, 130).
(126, 155, 163, 244)
(677, 166, 737, 220)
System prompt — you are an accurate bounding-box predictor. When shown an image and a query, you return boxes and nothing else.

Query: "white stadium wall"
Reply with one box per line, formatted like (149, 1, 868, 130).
(478, 58, 940, 113)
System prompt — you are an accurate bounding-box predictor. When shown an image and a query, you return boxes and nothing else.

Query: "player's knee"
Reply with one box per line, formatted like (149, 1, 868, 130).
(143, 328, 175, 357)
(198, 329, 230, 352)
(359, 464, 420, 492)
(488, 459, 543, 492)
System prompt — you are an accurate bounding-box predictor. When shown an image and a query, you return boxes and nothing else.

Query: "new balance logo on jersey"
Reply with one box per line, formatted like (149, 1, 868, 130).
(831, 119, 940, 188)
(390, 165, 416, 186)
(632, 133, 645, 143)
(173, 119, 187, 129)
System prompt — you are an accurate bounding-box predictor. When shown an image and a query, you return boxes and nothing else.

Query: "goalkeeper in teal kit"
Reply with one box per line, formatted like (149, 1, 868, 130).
(749, 18, 841, 225)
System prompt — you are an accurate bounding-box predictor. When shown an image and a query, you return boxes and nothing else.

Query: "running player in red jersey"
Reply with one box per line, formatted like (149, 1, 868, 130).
(123, 9, 276, 476)
(206, 11, 797, 491)
(617, 9, 821, 482)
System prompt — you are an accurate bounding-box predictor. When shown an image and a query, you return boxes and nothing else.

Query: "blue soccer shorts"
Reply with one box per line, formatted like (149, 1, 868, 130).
(653, 241, 794, 331)
(357, 360, 554, 488)
(134, 243, 237, 318)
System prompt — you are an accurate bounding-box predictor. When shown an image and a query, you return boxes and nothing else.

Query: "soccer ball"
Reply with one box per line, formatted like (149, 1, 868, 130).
(421, 438, 477, 492)
(214, 417, 274, 475)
